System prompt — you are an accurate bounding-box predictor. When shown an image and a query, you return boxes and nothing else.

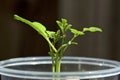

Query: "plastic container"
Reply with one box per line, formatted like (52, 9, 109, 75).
(0, 57, 120, 80)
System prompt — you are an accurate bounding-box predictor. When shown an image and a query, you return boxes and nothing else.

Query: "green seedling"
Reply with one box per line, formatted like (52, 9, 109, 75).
(14, 14, 102, 73)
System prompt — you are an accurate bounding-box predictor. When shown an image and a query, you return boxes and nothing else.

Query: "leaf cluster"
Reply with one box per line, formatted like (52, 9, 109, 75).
(14, 15, 102, 70)
(14, 14, 102, 57)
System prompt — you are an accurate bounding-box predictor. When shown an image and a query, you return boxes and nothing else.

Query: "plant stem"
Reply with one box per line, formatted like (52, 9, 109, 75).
(56, 58, 61, 72)
(46, 38, 58, 53)
(52, 57, 55, 72)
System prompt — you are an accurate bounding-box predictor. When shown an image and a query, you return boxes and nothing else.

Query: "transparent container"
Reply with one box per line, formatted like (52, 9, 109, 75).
(0, 57, 120, 80)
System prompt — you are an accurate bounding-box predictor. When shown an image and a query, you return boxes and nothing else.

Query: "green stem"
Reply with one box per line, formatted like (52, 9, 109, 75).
(52, 57, 55, 72)
(46, 38, 58, 53)
(60, 36, 77, 56)
(56, 58, 61, 72)
(61, 34, 66, 45)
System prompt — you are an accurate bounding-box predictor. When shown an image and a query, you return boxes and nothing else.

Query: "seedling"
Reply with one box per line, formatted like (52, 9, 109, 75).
(14, 15, 102, 73)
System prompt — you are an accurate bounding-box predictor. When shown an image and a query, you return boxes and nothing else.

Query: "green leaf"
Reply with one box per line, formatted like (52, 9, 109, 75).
(70, 28, 84, 36)
(56, 18, 72, 33)
(14, 15, 48, 39)
(32, 22, 46, 31)
(65, 24, 72, 31)
(32, 22, 48, 38)
(14, 14, 35, 29)
(68, 41, 78, 45)
(14, 15, 58, 53)
(32, 22, 57, 53)
(61, 18, 68, 27)
(46, 30, 55, 39)
(54, 30, 61, 43)
(71, 42, 78, 45)
(61, 18, 67, 23)
(56, 20, 63, 32)
(83, 27, 102, 32)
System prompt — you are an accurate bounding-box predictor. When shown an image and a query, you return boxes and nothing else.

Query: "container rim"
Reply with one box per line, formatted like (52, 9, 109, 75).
(0, 56, 120, 79)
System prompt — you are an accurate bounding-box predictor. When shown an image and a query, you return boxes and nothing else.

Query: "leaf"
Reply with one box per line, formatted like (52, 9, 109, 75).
(56, 20, 63, 32)
(65, 24, 72, 31)
(61, 18, 67, 23)
(68, 41, 78, 45)
(56, 18, 72, 33)
(46, 30, 55, 39)
(14, 14, 58, 53)
(61, 18, 68, 27)
(61, 18, 72, 32)
(32, 22, 58, 52)
(32, 22, 48, 39)
(14, 14, 35, 29)
(83, 27, 102, 32)
(71, 42, 78, 45)
(54, 30, 61, 43)
(70, 28, 84, 36)
(14, 15, 48, 39)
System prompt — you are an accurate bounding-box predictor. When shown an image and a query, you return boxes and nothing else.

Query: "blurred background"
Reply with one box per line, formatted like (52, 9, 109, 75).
(0, 0, 120, 61)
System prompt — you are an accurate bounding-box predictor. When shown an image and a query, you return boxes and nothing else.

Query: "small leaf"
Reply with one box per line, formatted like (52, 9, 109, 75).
(70, 28, 84, 36)
(54, 30, 61, 43)
(56, 20, 62, 27)
(68, 41, 78, 45)
(71, 42, 78, 45)
(56, 20, 63, 32)
(46, 31, 55, 39)
(61, 18, 72, 32)
(62, 19, 68, 27)
(83, 27, 102, 32)
(32, 22, 46, 31)
(62, 18, 67, 23)
(32, 22, 48, 39)
(65, 24, 72, 31)
(56, 18, 72, 33)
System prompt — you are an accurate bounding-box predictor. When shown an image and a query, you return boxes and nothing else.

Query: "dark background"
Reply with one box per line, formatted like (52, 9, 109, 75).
(0, 0, 120, 61)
